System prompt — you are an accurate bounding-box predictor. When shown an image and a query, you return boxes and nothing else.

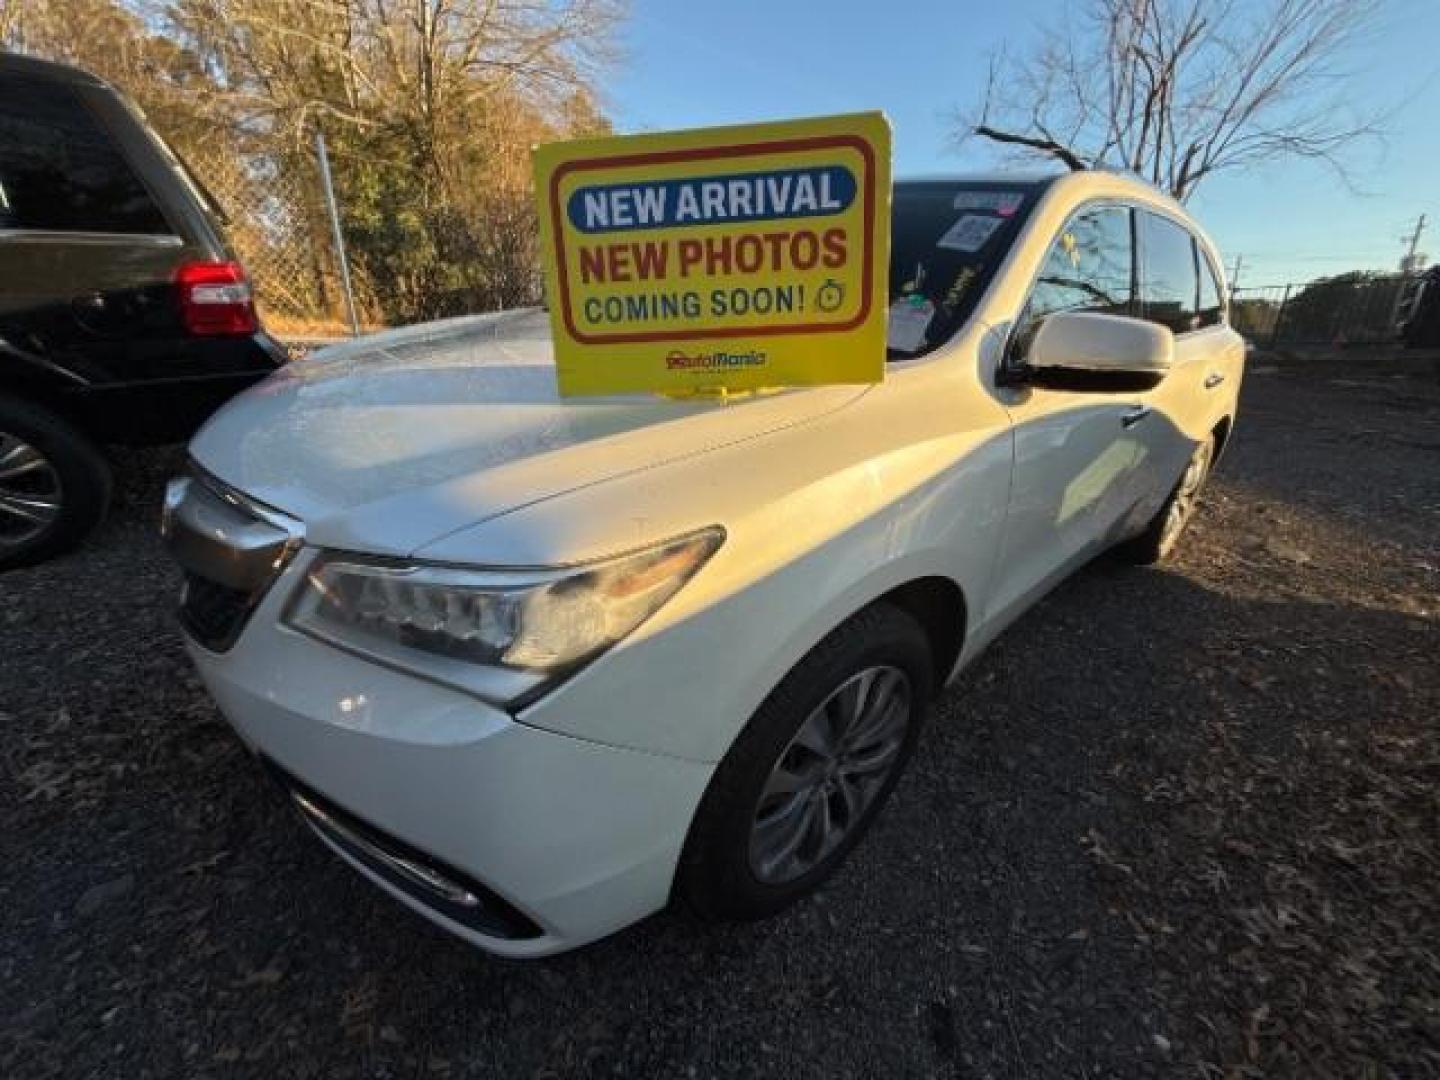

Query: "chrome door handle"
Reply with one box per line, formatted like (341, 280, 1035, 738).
(1204, 372, 1225, 389)
(1121, 405, 1152, 429)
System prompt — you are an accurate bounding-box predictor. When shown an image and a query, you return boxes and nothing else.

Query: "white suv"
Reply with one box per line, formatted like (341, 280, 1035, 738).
(163, 170, 1242, 957)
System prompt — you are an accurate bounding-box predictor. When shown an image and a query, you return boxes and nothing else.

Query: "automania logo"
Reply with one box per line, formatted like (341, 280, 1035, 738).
(665, 348, 768, 370)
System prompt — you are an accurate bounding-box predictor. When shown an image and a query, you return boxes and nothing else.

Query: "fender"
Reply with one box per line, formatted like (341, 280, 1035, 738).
(511, 408, 1014, 761)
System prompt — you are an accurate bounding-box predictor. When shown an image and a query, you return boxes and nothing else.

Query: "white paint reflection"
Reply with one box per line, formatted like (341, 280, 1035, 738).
(1058, 441, 1136, 524)
(332, 692, 373, 731)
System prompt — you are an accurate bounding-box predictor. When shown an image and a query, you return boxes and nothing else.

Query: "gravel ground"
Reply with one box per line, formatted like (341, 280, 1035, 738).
(3, 356, 1437, 1079)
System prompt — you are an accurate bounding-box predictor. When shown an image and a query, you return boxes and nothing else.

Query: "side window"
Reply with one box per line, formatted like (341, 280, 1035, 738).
(0, 75, 169, 234)
(1197, 247, 1226, 327)
(1017, 204, 1134, 350)
(1140, 212, 1199, 333)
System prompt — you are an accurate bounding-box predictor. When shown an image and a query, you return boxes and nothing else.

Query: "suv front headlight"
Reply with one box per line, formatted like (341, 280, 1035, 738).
(285, 527, 724, 707)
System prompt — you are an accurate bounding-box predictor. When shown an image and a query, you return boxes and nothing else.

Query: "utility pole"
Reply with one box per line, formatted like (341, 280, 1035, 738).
(1390, 214, 1427, 338)
(1228, 253, 1243, 297)
(1400, 214, 1427, 275)
(314, 126, 361, 337)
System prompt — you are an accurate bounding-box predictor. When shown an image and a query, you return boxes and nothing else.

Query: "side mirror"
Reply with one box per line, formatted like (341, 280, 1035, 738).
(1025, 311, 1173, 390)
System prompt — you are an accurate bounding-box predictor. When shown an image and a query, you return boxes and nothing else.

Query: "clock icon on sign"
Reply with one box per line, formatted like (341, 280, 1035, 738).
(815, 279, 845, 313)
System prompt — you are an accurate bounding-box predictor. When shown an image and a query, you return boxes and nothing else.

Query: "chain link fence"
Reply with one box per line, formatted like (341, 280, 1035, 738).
(189, 146, 377, 340)
(1231, 274, 1425, 347)
(191, 145, 544, 343)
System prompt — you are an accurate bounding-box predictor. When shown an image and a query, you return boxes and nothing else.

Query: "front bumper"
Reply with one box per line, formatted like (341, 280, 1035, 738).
(185, 552, 714, 958)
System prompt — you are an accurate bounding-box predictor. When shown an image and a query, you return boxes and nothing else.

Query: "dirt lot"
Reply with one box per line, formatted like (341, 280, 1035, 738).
(3, 356, 1437, 1079)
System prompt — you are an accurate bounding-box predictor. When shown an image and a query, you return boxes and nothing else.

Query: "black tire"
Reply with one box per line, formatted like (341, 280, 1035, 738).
(1114, 435, 1214, 565)
(0, 394, 112, 571)
(677, 602, 932, 922)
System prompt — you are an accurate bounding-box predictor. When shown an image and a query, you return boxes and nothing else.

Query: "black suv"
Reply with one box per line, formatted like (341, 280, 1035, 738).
(0, 53, 285, 568)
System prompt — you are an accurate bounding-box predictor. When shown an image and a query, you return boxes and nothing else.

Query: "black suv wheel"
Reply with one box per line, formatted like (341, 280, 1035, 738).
(0, 395, 111, 570)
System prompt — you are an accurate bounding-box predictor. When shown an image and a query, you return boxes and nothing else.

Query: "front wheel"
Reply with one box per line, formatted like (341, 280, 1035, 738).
(677, 603, 932, 922)
(1115, 435, 1214, 565)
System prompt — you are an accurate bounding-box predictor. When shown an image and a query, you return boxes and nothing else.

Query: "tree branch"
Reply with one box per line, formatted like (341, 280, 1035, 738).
(974, 124, 1089, 171)
(955, 0, 1384, 201)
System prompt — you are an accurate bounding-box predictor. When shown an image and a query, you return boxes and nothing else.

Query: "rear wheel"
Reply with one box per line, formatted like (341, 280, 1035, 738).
(1116, 435, 1214, 565)
(677, 603, 932, 921)
(0, 395, 111, 570)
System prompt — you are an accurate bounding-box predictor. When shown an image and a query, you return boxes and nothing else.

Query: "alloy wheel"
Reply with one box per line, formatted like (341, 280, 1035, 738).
(0, 432, 63, 552)
(1159, 439, 1213, 556)
(748, 665, 912, 885)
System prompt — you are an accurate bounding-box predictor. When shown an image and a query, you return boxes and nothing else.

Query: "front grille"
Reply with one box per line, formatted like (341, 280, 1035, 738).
(163, 467, 302, 652)
(180, 571, 254, 651)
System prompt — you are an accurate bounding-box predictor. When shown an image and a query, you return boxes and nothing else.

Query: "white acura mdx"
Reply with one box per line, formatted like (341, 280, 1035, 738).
(163, 170, 1242, 957)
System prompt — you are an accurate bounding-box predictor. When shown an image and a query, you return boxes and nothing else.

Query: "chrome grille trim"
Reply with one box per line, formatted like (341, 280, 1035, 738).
(162, 465, 303, 651)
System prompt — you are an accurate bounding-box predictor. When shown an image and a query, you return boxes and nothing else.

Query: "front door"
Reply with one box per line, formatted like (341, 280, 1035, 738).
(984, 202, 1146, 625)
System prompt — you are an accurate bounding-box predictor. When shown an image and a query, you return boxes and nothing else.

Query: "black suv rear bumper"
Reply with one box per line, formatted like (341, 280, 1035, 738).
(53, 333, 286, 444)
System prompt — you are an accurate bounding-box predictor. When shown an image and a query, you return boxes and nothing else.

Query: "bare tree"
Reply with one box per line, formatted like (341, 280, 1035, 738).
(167, 0, 620, 149)
(957, 0, 1380, 201)
(166, 0, 621, 318)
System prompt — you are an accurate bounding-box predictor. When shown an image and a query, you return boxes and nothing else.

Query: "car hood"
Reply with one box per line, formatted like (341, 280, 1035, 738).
(189, 309, 867, 556)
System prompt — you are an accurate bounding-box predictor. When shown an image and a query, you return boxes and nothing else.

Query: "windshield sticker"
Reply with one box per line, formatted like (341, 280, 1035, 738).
(936, 214, 1003, 253)
(898, 260, 927, 295)
(952, 191, 1024, 216)
(940, 266, 978, 315)
(887, 295, 935, 353)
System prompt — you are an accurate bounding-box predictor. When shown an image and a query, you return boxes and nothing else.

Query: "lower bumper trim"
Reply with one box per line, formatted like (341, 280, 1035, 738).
(262, 757, 543, 941)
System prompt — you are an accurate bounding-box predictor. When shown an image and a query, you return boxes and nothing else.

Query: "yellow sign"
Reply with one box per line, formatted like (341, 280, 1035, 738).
(534, 113, 891, 396)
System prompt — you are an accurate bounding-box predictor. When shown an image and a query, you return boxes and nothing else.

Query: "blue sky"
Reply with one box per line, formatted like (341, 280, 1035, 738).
(609, 0, 1440, 288)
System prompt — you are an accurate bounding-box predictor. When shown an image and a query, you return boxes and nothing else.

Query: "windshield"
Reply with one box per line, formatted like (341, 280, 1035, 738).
(886, 181, 1043, 359)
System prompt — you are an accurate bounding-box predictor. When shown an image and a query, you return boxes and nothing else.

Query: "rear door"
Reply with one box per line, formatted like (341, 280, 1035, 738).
(0, 71, 202, 389)
(1123, 211, 1234, 529)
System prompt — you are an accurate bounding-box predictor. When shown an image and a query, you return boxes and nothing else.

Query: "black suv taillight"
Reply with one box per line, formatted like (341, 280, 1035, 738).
(174, 260, 258, 336)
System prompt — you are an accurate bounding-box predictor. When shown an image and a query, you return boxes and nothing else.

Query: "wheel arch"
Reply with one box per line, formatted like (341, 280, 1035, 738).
(0, 371, 94, 439)
(1211, 414, 1234, 461)
(871, 576, 968, 696)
